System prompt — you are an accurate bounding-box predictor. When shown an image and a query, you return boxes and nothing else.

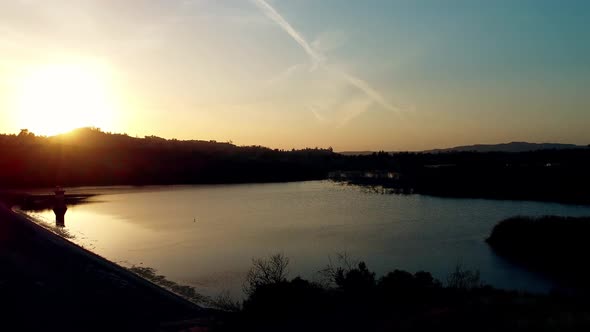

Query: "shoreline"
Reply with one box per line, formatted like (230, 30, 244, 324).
(0, 200, 218, 330)
(13, 207, 204, 306)
(6, 179, 589, 207)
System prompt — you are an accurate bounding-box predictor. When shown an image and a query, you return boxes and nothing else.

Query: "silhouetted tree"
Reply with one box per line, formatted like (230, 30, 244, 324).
(243, 253, 290, 296)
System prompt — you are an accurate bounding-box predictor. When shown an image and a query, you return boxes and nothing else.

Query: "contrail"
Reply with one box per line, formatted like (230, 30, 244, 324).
(337, 71, 400, 113)
(308, 105, 326, 123)
(253, 0, 400, 114)
(252, 0, 324, 70)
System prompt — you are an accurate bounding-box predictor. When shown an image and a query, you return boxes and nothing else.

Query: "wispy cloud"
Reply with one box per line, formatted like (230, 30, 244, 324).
(252, 0, 401, 117)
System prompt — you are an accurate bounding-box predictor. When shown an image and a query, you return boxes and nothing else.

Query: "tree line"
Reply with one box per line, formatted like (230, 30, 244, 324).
(1, 127, 589, 205)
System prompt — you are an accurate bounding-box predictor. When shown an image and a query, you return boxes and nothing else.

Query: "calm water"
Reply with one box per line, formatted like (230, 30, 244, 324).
(27, 181, 590, 299)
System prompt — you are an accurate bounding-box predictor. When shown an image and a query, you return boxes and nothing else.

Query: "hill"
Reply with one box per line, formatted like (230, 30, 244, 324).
(424, 142, 586, 153)
(0, 127, 338, 188)
(3, 128, 590, 205)
(339, 142, 587, 155)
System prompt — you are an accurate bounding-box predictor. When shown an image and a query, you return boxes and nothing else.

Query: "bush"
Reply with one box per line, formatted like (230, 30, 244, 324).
(319, 253, 375, 291)
(446, 264, 481, 290)
(243, 253, 289, 296)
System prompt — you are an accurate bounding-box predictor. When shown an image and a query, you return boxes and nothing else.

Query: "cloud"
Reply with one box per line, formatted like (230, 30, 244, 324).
(252, 0, 401, 119)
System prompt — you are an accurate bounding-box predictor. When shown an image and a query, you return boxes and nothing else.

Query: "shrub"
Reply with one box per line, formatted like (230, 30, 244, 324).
(243, 253, 289, 296)
(446, 264, 481, 290)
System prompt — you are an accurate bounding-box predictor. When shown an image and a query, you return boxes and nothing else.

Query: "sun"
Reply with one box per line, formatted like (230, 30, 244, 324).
(13, 62, 117, 136)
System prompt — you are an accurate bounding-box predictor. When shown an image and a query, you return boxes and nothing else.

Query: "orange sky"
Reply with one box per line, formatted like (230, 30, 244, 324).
(1, 1, 589, 151)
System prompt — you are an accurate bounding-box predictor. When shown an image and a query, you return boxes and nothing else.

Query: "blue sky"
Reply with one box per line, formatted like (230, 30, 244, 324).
(0, 0, 588, 150)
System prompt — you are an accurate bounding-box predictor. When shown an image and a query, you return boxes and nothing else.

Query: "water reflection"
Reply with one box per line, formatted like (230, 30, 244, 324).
(23, 181, 590, 300)
(53, 187, 68, 227)
(19, 189, 96, 228)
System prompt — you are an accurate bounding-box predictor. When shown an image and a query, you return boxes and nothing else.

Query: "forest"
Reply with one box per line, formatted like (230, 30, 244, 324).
(1, 127, 589, 204)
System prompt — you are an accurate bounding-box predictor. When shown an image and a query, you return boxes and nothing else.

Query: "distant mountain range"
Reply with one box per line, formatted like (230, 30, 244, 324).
(424, 142, 587, 153)
(340, 142, 588, 155)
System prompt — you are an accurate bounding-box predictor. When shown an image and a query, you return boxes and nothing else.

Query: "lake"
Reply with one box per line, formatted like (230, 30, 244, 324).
(25, 180, 590, 300)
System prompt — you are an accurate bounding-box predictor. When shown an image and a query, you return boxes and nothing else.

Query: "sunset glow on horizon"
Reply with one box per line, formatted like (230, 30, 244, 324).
(0, 0, 589, 150)
(10, 61, 119, 136)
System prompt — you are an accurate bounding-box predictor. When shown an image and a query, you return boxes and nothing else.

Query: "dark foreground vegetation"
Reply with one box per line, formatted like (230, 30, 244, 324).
(487, 216, 590, 284)
(2, 128, 589, 204)
(214, 254, 590, 332)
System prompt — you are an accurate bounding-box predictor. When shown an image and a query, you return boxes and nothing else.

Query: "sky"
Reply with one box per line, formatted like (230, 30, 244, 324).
(0, 0, 589, 151)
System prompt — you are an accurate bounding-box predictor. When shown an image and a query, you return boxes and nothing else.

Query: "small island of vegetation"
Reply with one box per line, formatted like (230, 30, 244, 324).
(487, 216, 590, 284)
